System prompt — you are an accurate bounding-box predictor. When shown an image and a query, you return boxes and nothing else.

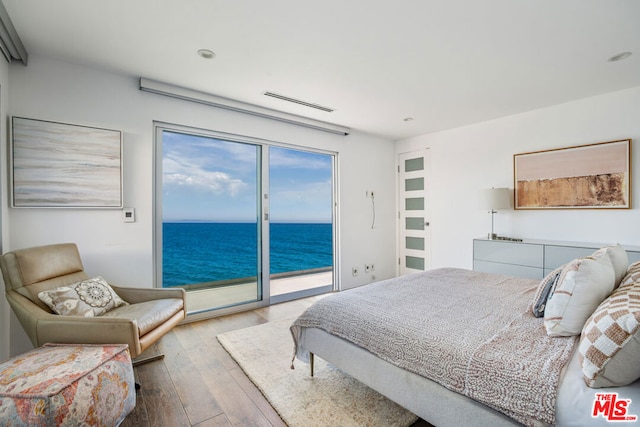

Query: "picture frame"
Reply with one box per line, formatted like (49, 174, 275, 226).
(514, 139, 631, 209)
(11, 116, 123, 208)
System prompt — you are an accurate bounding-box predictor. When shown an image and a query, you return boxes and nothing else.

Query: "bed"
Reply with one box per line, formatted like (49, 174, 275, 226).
(291, 252, 640, 426)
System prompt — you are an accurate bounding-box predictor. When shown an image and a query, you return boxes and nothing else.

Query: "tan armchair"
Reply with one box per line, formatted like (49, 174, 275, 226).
(0, 243, 186, 359)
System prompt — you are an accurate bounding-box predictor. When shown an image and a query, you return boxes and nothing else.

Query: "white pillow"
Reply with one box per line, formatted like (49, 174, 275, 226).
(592, 244, 628, 288)
(38, 276, 128, 317)
(544, 252, 616, 337)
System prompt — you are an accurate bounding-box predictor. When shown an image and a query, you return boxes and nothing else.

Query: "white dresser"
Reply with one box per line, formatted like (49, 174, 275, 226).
(473, 238, 640, 280)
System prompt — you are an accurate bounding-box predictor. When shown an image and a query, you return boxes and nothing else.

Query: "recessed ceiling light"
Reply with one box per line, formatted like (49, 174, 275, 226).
(608, 52, 632, 62)
(403, 117, 414, 122)
(197, 49, 216, 59)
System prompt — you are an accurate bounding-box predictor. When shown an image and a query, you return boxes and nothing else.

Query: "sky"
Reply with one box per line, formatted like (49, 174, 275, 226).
(162, 131, 333, 223)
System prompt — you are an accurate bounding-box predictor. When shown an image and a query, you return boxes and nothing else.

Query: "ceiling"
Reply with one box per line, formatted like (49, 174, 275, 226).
(3, 0, 640, 140)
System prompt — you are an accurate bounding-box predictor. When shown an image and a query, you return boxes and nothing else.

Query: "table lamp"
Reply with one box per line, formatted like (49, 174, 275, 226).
(479, 187, 511, 240)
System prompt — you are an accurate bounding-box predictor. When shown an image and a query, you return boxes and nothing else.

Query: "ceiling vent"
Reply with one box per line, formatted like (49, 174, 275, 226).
(264, 91, 335, 113)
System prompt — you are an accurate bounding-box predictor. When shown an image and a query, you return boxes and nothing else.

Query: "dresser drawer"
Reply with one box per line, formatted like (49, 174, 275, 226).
(474, 260, 544, 280)
(473, 240, 543, 268)
(544, 245, 597, 270)
(627, 250, 640, 264)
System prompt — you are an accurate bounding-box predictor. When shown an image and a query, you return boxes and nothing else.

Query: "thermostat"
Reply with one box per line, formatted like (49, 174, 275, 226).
(122, 208, 135, 223)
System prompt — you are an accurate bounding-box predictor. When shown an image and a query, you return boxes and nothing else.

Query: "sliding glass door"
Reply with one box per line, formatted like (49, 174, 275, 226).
(155, 124, 336, 314)
(268, 147, 334, 302)
(159, 129, 262, 313)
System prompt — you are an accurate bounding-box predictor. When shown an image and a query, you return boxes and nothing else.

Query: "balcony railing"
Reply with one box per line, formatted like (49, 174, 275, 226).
(183, 267, 333, 314)
(169, 266, 332, 292)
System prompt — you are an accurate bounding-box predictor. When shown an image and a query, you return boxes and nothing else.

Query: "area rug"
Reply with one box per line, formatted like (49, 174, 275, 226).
(217, 318, 418, 427)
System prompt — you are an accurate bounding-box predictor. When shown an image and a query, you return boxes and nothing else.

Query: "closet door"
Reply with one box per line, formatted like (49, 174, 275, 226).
(398, 149, 431, 275)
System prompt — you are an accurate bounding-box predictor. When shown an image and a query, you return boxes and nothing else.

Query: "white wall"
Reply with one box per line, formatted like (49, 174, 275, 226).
(2, 55, 396, 357)
(0, 56, 11, 361)
(396, 86, 640, 270)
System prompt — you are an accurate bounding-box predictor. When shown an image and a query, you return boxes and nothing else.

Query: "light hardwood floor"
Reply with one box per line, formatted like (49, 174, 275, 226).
(122, 295, 432, 427)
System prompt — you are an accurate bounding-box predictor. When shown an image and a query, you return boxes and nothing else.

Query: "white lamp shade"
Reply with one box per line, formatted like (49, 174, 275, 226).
(479, 188, 511, 210)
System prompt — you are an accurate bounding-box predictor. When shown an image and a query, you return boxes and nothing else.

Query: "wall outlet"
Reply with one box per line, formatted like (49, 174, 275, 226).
(352, 267, 359, 276)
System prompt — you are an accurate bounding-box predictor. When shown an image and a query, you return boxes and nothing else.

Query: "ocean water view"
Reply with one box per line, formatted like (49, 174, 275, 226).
(162, 222, 333, 288)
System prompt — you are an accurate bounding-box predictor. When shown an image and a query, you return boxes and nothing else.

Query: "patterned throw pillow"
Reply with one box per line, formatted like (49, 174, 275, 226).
(620, 261, 640, 288)
(544, 252, 616, 337)
(532, 266, 563, 318)
(579, 281, 640, 388)
(38, 276, 128, 317)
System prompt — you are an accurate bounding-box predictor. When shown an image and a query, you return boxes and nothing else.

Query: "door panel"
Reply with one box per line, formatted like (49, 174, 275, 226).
(398, 149, 431, 275)
(160, 129, 262, 313)
(268, 146, 335, 301)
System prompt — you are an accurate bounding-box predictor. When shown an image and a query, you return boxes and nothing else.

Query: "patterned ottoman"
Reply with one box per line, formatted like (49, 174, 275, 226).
(0, 343, 135, 426)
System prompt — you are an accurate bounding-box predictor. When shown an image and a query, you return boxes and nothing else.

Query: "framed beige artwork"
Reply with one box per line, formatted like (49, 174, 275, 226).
(514, 139, 631, 209)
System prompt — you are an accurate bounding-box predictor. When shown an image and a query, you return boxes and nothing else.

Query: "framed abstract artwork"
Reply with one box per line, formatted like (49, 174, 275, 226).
(11, 117, 123, 208)
(514, 139, 631, 209)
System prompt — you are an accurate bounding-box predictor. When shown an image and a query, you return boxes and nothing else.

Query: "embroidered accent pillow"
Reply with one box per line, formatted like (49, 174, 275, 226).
(579, 280, 640, 388)
(532, 266, 563, 318)
(38, 276, 128, 317)
(544, 252, 616, 337)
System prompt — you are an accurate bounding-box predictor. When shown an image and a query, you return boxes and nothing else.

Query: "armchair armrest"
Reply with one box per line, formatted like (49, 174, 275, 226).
(111, 285, 186, 306)
(5, 291, 43, 345)
(37, 315, 141, 356)
(6, 290, 142, 355)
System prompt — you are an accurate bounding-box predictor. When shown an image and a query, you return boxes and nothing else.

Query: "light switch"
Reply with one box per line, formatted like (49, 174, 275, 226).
(123, 208, 135, 223)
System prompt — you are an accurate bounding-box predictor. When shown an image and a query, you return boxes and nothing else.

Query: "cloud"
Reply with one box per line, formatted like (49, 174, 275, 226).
(269, 147, 331, 169)
(271, 179, 331, 201)
(163, 131, 257, 168)
(269, 179, 332, 222)
(163, 154, 247, 196)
